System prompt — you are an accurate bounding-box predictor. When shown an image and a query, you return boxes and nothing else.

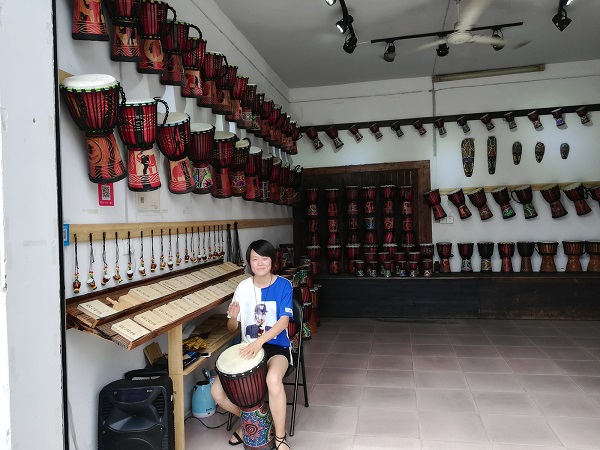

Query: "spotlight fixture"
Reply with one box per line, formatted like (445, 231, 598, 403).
(552, 3, 572, 31)
(491, 29, 505, 51)
(436, 42, 449, 57)
(336, 15, 353, 33)
(383, 41, 396, 62)
(343, 33, 357, 53)
(325, 0, 336, 5)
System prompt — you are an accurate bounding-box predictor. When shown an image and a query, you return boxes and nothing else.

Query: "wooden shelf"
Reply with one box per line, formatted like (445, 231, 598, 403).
(182, 326, 240, 376)
(439, 181, 600, 196)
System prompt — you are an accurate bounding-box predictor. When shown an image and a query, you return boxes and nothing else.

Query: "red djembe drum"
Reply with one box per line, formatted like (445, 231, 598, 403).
(563, 183, 592, 216)
(457, 243, 474, 272)
(498, 242, 515, 273)
(285, 164, 295, 205)
(563, 241, 585, 272)
(72, 0, 109, 41)
(249, 92, 265, 135)
(424, 189, 447, 221)
(325, 125, 344, 149)
(259, 99, 274, 141)
(305, 127, 323, 150)
(477, 242, 494, 272)
(327, 245, 341, 274)
(536, 241, 558, 273)
(585, 241, 600, 273)
(381, 184, 396, 213)
(117, 96, 167, 191)
(394, 252, 407, 276)
(60, 74, 127, 183)
(276, 163, 290, 205)
(289, 165, 303, 205)
(540, 184, 568, 219)
(346, 185, 359, 216)
(215, 345, 274, 449)
(181, 35, 206, 98)
(237, 83, 256, 130)
(391, 121, 404, 137)
(407, 251, 420, 277)
(289, 122, 302, 155)
(306, 245, 321, 275)
(226, 75, 249, 123)
(370, 123, 383, 140)
(517, 241, 535, 273)
(349, 124, 363, 142)
(436, 242, 453, 273)
(362, 186, 376, 215)
(586, 184, 600, 211)
(189, 122, 215, 194)
(511, 185, 538, 219)
(491, 187, 516, 219)
(137, 0, 174, 74)
(229, 138, 250, 197)
(420, 243, 434, 260)
(467, 188, 494, 220)
(197, 51, 228, 108)
(104, 0, 141, 61)
(161, 20, 200, 86)
(268, 157, 282, 204)
(243, 147, 262, 201)
(211, 131, 238, 198)
(447, 188, 472, 220)
(213, 64, 238, 115)
(257, 153, 273, 203)
(277, 113, 290, 151)
(267, 105, 282, 146)
(156, 111, 194, 194)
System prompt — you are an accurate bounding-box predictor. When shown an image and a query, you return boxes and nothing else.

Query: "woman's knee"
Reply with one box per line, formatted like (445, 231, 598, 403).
(210, 378, 227, 402)
(266, 372, 284, 392)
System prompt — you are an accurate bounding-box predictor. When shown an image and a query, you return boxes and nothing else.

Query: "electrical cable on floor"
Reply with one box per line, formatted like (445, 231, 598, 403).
(184, 410, 231, 429)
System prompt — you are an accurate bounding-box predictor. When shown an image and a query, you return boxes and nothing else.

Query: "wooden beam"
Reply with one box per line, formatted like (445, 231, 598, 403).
(439, 181, 600, 196)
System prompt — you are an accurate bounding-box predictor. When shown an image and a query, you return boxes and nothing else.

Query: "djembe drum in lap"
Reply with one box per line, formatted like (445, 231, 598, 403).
(517, 241, 535, 273)
(536, 241, 558, 273)
(211, 131, 238, 198)
(156, 111, 194, 194)
(498, 242, 515, 273)
(563, 240, 585, 272)
(477, 242, 494, 272)
(189, 122, 215, 194)
(104, 0, 142, 62)
(60, 74, 127, 183)
(216, 344, 274, 450)
(586, 241, 600, 272)
(230, 138, 251, 197)
(117, 97, 167, 191)
(137, 0, 174, 74)
(244, 147, 262, 201)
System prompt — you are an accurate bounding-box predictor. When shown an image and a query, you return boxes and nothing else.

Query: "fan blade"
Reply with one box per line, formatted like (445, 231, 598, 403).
(469, 34, 531, 48)
(414, 39, 446, 51)
(456, 0, 491, 32)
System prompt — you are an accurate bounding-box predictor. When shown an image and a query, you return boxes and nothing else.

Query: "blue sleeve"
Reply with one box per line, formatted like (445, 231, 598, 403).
(279, 280, 293, 319)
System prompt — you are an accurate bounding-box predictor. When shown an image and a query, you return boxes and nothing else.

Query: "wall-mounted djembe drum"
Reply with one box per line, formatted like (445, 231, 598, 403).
(419, 243, 434, 276)
(511, 185, 538, 219)
(137, 0, 174, 74)
(305, 188, 320, 274)
(468, 188, 494, 221)
(407, 251, 420, 278)
(197, 51, 228, 108)
(585, 241, 600, 272)
(267, 105, 282, 147)
(540, 184, 568, 219)
(563, 183, 592, 216)
(181, 34, 206, 98)
(226, 75, 249, 124)
(517, 241, 535, 273)
(362, 186, 378, 269)
(436, 242, 453, 273)
(268, 157, 282, 204)
(243, 147, 262, 201)
(399, 185, 415, 246)
(156, 111, 194, 194)
(161, 20, 199, 86)
(457, 242, 474, 272)
(249, 92, 264, 136)
(117, 96, 168, 191)
(563, 240, 585, 272)
(285, 165, 298, 206)
(189, 122, 215, 194)
(104, 0, 142, 62)
(345, 186, 361, 274)
(229, 138, 250, 197)
(72, 0, 109, 41)
(281, 116, 294, 154)
(586, 185, 600, 211)
(289, 121, 302, 155)
(447, 188, 472, 220)
(213, 64, 238, 116)
(325, 188, 341, 274)
(477, 242, 494, 272)
(259, 99, 274, 143)
(210, 131, 239, 198)
(257, 152, 273, 203)
(237, 83, 255, 130)
(275, 162, 290, 205)
(536, 241, 558, 273)
(381, 185, 397, 275)
(491, 187, 517, 219)
(498, 242, 515, 273)
(60, 74, 127, 183)
(424, 189, 447, 222)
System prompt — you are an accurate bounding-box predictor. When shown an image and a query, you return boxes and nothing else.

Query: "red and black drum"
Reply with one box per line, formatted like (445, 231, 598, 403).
(586, 241, 600, 273)
(156, 111, 190, 161)
(226, 75, 249, 123)
(257, 153, 273, 203)
(468, 188, 494, 221)
(267, 105, 282, 145)
(104, 0, 142, 61)
(399, 185, 413, 215)
(167, 157, 194, 194)
(181, 36, 206, 98)
(447, 188, 472, 220)
(260, 99, 274, 140)
(563, 240, 585, 272)
(276, 163, 290, 205)
(210, 131, 238, 198)
(230, 138, 251, 197)
(477, 242, 495, 272)
(510, 185, 538, 219)
(72, 0, 109, 41)
(238, 83, 256, 129)
(457, 242, 474, 272)
(517, 241, 535, 273)
(436, 242, 453, 273)
(424, 189, 447, 221)
(189, 122, 215, 194)
(197, 51, 228, 108)
(213, 65, 238, 115)
(249, 92, 265, 135)
(491, 187, 517, 219)
(243, 147, 262, 201)
(362, 186, 376, 215)
(60, 74, 127, 183)
(419, 243, 434, 260)
(540, 184, 568, 219)
(586, 184, 600, 209)
(216, 345, 274, 449)
(161, 21, 200, 86)
(498, 242, 515, 273)
(563, 183, 592, 216)
(269, 157, 282, 204)
(536, 241, 558, 273)
(137, 0, 175, 74)
(117, 97, 167, 191)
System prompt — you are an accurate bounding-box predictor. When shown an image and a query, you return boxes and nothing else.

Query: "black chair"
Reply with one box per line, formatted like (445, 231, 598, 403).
(283, 297, 309, 436)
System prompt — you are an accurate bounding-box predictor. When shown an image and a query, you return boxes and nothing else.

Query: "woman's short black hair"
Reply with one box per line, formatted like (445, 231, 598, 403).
(246, 239, 276, 274)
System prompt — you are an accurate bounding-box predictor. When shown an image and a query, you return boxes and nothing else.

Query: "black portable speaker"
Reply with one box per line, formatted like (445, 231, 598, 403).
(98, 369, 175, 450)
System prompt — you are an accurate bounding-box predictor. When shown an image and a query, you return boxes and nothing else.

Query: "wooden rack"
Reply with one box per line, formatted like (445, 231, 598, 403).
(438, 180, 600, 195)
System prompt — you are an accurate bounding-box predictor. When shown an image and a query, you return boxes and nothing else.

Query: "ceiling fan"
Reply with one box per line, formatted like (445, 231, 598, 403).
(370, 0, 529, 55)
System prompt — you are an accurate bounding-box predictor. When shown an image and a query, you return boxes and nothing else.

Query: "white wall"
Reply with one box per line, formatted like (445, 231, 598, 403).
(55, 0, 294, 448)
(289, 60, 600, 273)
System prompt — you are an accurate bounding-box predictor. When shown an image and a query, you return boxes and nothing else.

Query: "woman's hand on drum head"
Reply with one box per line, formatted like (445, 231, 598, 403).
(227, 301, 240, 319)
(239, 341, 262, 360)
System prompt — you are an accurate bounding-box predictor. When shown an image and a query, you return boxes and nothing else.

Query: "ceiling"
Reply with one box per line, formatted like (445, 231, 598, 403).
(213, 0, 600, 89)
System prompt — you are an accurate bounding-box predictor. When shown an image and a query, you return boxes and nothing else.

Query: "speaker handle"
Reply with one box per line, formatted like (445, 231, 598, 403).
(124, 368, 169, 379)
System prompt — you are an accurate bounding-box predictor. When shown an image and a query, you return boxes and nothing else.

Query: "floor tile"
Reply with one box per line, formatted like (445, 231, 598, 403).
(571, 337, 600, 348)
(335, 332, 374, 343)
(488, 336, 535, 346)
(360, 386, 417, 410)
(316, 368, 367, 385)
(353, 435, 421, 449)
(449, 335, 493, 346)
(372, 333, 411, 344)
(472, 391, 541, 415)
(559, 328, 600, 338)
(495, 346, 548, 359)
(286, 431, 354, 450)
(453, 345, 500, 358)
(368, 354, 413, 371)
(491, 444, 565, 450)
(571, 376, 600, 395)
(370, 343, 412, 356)
(542, 347, 596, 360)
(303, 340, 334, 354)
(548, 416, 600, 449)
(416, 389, 478, 412)
(365, 369, 415, 389)
(412, 344, 456, 357)
(445, 325, 486, 335)
(423, 442, 493, 450)
(324, 353, 370, 369)
(459, 357, 512, 373)
(529, 336, 578, 347)
(504, 358, 564, 375)
(411, 334, 451, 345)
(517, 327, 564, 337)
(293, 405, 359, 434)
(413, 356, 461, 372)
(554, 360, 600, 376)
(310, 331, 339, 342)
(516, 374, 582, 393)
(481, 414, 563, 446)
(309, 384, 364, 407)
(372, 323, 410, 334)
(339, 324, 376, 334)
(409, 324, 448, 335)
(355, 408, 419, 438)
(414, 371, 469, 390)
(304, 352, 329, 368)
(530, 391, 600, 417)
(465, 373, 525, 392)
(482, 326, 524, 336)
(419, 411, 489, 443)
(330, 341, 373, 355)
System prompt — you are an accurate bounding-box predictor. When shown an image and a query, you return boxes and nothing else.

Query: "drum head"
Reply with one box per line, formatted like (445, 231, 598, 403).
(563, 182, 581, 191)
(249, 146, 262, 156)
(272, 157, 282, 166)
(216, 343, 265, 375)
(491, 186, 507, 194)
(157, 111, 189, 125)
(124, 97, 156, 105)
(262, 153, 273, 161)
(448, 188, 463, 196)
(214, 130, 237, 141)
(235, 139, 251, 149)
(190, 122, 214, 133)
(61, 74, 117, 90)
(540, 184, 558, 192)
(514, 185, 530, 192)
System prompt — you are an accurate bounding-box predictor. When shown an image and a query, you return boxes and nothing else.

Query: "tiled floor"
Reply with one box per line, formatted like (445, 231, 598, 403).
(186, 317, 600, 449)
